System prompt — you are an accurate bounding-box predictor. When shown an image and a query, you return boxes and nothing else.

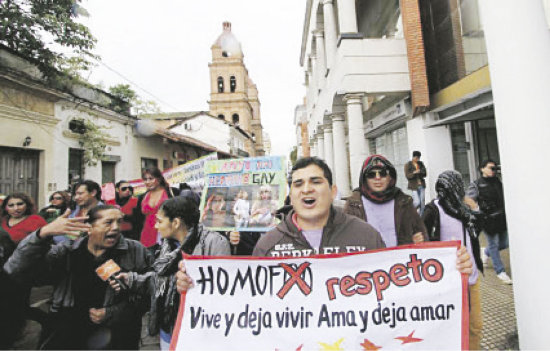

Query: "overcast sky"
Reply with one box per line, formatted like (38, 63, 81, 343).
(80, 0, 306, 157)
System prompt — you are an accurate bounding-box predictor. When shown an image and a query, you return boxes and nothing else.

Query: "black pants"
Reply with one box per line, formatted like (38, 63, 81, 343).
(39, 311, 141, 350)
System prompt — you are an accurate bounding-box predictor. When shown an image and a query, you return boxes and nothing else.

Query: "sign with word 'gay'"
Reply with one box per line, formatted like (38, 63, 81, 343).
(199, 156, 287, 232)
(171, 242, 468, 350)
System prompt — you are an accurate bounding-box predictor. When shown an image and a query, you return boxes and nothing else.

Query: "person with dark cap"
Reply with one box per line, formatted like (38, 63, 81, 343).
(404, 150, 427, 216)
(177, 157, 474, 295)
(344, 154, 427, 247)
(106, 180, 139, 240)
(422, 170, 483, 350)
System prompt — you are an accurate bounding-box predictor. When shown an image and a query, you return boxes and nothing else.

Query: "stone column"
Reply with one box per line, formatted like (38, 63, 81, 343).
(479, 1, 550, 348)
(337, 0, 358, 34)
(313, 30, 327, 85)
(344, 93, 368, 189)
(310, 54, 318, 97)
(323, 124, 335, 173)
(311, 138, 317, 157)
(317, 132, 325, 159)
(322, 0, 338, 69)
(331, 114, 351, 197)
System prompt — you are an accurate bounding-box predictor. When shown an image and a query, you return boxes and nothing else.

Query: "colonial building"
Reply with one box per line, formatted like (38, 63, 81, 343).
(0, 46, 200, 207)
(294, 103, 310, 158)
(297, 0, 415, 196)
(295, 0, 503, 200)
(209, 22, 265, 156)
(262, 131, 272, 156)
(157, 111, 252, 158)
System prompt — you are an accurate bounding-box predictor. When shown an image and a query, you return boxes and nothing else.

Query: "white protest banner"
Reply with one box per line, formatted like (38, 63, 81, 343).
(163, 152, 218, 192)
(127, 153, 218, 196)
(171, 242, 467, 351)
(199, 156, 287, 232)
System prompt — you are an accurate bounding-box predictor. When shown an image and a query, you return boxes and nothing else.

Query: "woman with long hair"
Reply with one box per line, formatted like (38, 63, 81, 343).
(1, 193, 47, 244)
(136, 168, 173, 247)
(0, 193, 47, 347)
(112, 196, 230, 350)
(38, 191, 71, 223)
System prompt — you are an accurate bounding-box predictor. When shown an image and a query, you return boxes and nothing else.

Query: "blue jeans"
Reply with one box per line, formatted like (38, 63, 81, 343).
(484, 231, 509, 274)
(160, 329, 172, 351)
(412, 185, 425, 216)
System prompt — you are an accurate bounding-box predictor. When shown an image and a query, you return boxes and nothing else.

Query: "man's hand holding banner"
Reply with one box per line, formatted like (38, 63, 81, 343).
(171, 242, 468, 350)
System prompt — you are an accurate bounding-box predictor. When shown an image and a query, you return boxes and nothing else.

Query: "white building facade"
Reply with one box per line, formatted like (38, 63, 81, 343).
(297, 0, 417, 197)
(0, 47, 178, 207)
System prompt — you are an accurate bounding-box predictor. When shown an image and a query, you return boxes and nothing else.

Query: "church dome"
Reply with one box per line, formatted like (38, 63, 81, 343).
(214, 22, 242, 56)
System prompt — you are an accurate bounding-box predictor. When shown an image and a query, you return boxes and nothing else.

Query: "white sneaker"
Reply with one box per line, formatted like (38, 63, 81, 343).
(481, 247, 489, 266)
(497, 272, 513, 285)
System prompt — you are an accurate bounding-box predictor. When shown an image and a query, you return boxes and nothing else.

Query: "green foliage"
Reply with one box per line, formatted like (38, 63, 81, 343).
(134, 98, 161, 115)
(108, 84, 161, 115)
(108, 84, 135, 113)
(58, 55, 96, 80)
(108, 84, 136, 103)
(0, 0, 97, 76)
(75, 119, 110, 166)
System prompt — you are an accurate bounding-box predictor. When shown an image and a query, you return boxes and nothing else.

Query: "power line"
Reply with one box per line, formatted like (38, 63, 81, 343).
(94, 58, 183, 112)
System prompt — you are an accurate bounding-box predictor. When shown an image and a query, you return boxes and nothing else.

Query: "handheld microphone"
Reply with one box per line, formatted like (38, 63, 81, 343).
(96, 259, 128, 290)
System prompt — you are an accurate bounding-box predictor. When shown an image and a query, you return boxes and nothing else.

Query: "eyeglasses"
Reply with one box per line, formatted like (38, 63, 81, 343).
(366, 169, 389, 179)
(120, 186, 133, 191)
(52, 196, 64, 200)
(489, 167, 497, 171)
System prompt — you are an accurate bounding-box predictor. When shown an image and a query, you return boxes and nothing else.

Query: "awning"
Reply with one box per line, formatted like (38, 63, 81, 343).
(424, 91, 494, 129)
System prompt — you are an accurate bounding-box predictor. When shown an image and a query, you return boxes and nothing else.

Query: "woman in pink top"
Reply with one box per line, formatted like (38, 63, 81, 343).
(138, 168, 172, 247)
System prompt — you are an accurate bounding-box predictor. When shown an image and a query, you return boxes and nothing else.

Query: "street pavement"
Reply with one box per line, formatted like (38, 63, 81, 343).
(15, 243, 518, 350)
(478, 236, 518, 350)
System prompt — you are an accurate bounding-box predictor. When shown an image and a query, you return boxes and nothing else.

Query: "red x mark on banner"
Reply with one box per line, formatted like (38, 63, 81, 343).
(276, 262, 312, 299)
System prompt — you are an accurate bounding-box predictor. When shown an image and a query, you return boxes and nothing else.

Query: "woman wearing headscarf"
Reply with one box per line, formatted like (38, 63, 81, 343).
(344, 154, 427, 247)
(422, 170, 483, 350)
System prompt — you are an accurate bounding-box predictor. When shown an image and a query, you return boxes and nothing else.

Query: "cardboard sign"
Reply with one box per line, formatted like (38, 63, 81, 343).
(163, 153, 218, 192)
(101, 182, 116, 202)
(127, 153, 218, 196)
(199, 156, 287, 232)
(171, 242, 468, 350)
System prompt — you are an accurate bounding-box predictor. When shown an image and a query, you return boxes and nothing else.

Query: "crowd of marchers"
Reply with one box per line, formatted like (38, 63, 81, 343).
(0, 152, 509, 350)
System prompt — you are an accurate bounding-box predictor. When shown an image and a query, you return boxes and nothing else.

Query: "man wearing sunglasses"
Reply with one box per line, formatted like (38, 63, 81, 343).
(107, 181, 139, 240)
(177, 157, 473, 294)
(344, 154, 428, 247)
(465, 159, 512, 284)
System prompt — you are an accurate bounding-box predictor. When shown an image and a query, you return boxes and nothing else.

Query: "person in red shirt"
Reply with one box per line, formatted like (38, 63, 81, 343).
(107, 180, 139, 240)
(0, 193, 47, 347)
(1, 193, 47, 244)
(135, 168, 174, 248)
